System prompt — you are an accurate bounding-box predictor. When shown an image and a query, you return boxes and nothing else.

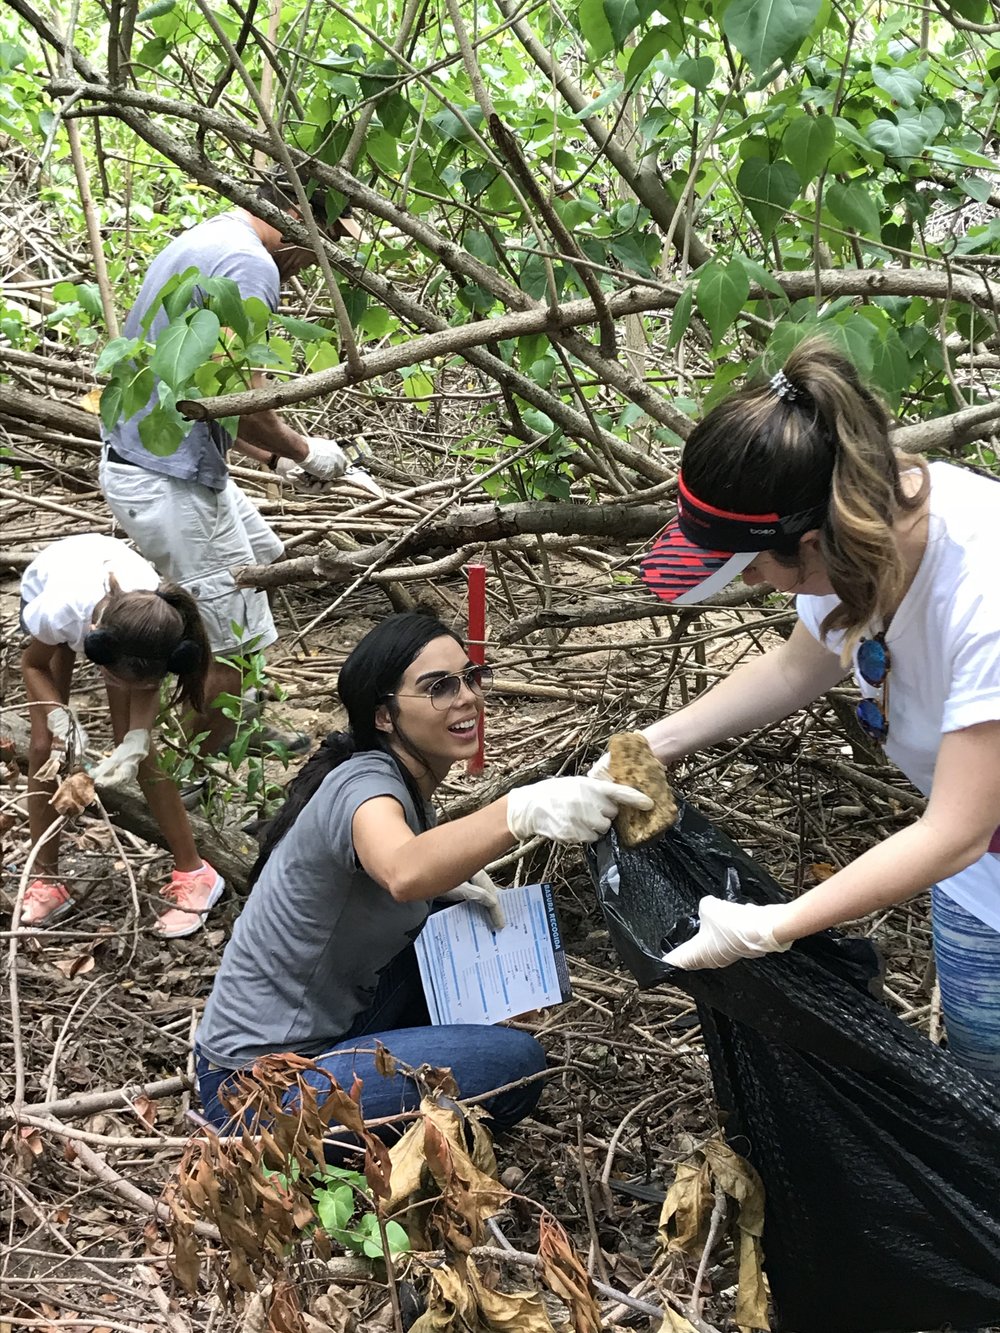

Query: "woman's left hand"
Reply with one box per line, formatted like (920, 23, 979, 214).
(90, 729, 151, 787)
(663, 896, 794, 970)
(439, 870, 505, 929)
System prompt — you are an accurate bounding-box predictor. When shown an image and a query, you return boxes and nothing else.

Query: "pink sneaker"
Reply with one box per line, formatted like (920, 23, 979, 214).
(21, 879, 73, 927)
(154, 863, 224, 939)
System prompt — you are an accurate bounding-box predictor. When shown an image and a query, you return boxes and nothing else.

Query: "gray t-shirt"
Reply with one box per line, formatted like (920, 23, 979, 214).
(105, 213, 280, 492)
(197, 751, 435, 1068)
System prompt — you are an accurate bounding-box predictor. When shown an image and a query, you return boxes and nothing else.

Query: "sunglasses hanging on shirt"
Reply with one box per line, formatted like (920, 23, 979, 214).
(855, 633, 891, 743)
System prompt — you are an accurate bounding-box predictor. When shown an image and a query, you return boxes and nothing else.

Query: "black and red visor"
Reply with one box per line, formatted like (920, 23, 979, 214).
(640, 475, 826, 605)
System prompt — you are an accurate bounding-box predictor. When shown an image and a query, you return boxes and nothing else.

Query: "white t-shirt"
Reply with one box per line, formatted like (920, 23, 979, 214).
(797, 462, 1000, 932)
(20, 535, 160, 654)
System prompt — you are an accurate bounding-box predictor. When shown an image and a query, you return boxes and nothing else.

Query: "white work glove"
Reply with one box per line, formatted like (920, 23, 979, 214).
(662, 896, 794, 970)
(300, 436, 351, 481)
(439, 870, 505, 930)
(48, 706, 89, 756)
(89, 729, 151, 787)
(506, 776, 653, 845)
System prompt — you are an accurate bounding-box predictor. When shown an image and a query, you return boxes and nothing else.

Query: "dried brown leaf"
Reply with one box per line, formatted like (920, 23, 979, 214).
(468, 1256, 558, 1331)
(133, 1095, 157, 1129)
(50, 770, 95, 816)
(537, 1213, 602, 1333)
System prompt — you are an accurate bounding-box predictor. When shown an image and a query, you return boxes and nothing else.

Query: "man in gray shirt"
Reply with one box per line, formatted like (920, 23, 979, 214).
(99, 179, 358, 754)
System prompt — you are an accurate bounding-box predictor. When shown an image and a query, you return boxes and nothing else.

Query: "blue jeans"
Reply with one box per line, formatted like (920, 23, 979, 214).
(195, 944, 546, 1146)
(932, 885, 1000, 1080)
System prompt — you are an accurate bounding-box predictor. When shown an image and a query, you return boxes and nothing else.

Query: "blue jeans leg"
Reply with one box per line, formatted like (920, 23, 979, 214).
(931, 885, 1000, 1080)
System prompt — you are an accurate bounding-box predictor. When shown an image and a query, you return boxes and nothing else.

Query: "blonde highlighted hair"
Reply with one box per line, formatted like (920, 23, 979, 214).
(680, 336, 927, 656)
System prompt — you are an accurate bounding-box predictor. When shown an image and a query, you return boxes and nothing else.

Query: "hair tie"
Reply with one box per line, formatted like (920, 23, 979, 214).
(770, 369, 804, 404)
(83, 628, 119, 666)
(167, 639, 203, 674)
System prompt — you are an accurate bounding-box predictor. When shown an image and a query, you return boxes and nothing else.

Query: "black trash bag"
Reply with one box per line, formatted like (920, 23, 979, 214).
(588, 798, 1000, 1333)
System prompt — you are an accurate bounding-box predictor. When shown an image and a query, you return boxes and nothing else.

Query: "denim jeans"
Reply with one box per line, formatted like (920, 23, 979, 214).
(932, 885, 1000, 1081)
(195, 943, 547, 1146)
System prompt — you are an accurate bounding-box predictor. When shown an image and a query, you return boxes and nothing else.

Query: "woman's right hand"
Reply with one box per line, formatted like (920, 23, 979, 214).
(506, 776, 653, 844)
(48, 706, 89, 757)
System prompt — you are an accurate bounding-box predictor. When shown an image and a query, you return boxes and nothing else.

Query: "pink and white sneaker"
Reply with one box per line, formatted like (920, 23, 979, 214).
(21, 879, 74, 927)
(154, 863, 224, 939)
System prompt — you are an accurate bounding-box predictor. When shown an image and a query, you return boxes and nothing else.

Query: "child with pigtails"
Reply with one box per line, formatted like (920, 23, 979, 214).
(18, 533, 224, 937)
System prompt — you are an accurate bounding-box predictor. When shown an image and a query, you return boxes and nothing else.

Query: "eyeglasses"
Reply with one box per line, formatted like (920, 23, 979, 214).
(855, 633, 890, 743)
(389, 665, 494, 712)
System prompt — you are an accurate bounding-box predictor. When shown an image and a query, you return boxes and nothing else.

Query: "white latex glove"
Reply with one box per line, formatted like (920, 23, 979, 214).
(89, 729, 151, 787)
(439, 870, 505, 930)
(662, 896, 794, 970)
(506, 776, 653, 844)
(300, 436, 350, 481)
(277, 456, 385, 499)
(48, 706, 89, 756)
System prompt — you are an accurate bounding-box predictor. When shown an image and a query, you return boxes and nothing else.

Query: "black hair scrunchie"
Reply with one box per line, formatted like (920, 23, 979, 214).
(167, 639, 204, 674)
(83, 628, 119, 666)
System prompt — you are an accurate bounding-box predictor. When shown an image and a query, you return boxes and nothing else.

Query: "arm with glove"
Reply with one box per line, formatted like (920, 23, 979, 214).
(353, 775, 654, 908)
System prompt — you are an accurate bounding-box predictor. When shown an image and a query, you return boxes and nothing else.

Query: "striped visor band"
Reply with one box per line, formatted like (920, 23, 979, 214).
(639, 476, 826, 606)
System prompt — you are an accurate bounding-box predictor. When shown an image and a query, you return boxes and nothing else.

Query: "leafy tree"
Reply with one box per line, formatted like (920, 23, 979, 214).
(2, 0, 999, 495)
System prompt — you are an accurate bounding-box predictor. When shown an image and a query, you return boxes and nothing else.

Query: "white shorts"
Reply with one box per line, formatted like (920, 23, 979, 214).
(99, 455, 283, 655)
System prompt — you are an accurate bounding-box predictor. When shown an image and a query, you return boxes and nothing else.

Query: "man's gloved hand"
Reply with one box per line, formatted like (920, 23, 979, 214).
(300, 436, 350, 481)
(89, 729, 151, 787)
(439, 869, 505, 930)
(506, 776, 653, 844)
(662, 896, 794, 970)
(48, 706, 89, 757)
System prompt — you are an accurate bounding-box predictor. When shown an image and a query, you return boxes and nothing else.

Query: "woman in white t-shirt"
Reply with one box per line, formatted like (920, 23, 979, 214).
(19, 534, 224, 937)
(596, 337, 1000, 1078)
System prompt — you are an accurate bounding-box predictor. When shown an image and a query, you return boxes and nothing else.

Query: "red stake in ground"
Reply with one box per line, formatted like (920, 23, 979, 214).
(466, 562, 486, 775)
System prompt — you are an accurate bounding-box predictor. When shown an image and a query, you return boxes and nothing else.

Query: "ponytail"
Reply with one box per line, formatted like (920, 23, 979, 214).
(781, 338, 927, 655)
(154, 583, 211, 712)
(246, 731, 356, 890)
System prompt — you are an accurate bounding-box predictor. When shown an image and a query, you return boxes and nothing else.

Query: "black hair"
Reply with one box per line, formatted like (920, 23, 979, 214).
(83, 578, 210, 711)
(255, 169, 356, 238)
(247, 612, 465, 889)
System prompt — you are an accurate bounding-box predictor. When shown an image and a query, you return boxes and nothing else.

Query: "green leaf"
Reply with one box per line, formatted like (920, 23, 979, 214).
(723, 0, 823, 78)
(99, 380, 123, 432)
(428, 105, 484, 143)
(871, 62, 925, 108)
(273, 313, 335, 343)
(137, 404, 185, 456)
(731, 255, 789, 300)
(200, 276, 250, 342)
(385, 1220, 410, 1254)
(149, 308, 220, 390)
(625, 25, 674, 84)
(865, 107, 945, 161)
(667, 282, 694, 352)
(696, 261, 750, 347)
(121, 367, 155, 419)
(826, 180, 882, 238)
(96, 336, 141, 375)
(577, 0, 615, 59)
(572, 81, 624, 118)
(677, 56, 714, 90)
(735, 157, 801, 241)
(358, 57, 398, 101)
(959, 175, 992, 204)
(136, 0, 176, 20)
(604, 0, 640, 48)
(380, 93, 410, 137)
(782, 114, 835, 184)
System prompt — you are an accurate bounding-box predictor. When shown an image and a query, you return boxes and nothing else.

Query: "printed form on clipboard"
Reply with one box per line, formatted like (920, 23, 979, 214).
(415, 882, 572, 1026)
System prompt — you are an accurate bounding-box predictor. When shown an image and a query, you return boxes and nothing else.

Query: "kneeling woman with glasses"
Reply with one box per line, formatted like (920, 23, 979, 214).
(600, 336, 1000, 1078)
(195, 612, 650, 1139)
